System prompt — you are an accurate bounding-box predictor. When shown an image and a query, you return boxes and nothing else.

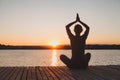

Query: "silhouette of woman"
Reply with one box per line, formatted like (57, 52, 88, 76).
(60, 14, 91, 69)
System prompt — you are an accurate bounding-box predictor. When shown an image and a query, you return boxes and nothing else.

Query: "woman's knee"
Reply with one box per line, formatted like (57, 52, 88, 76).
(60, 55, 71, 64)
(60, 55, 67, 60)
(85, 53, 91, 58)
(60, 55, 70, 61)
(85, 52, 91, 62)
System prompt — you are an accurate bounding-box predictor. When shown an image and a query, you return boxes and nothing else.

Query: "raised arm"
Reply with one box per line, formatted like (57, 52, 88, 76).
(79, 20, 90, 39)
(66, 20, 77, 38)
(76, 13, 90, 39)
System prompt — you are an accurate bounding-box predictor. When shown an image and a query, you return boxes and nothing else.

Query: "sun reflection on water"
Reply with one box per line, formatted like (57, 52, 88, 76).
(51, 50, 57, 66)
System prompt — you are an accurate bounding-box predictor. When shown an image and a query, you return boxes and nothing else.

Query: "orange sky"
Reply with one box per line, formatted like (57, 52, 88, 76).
(0, 0, 120, 45)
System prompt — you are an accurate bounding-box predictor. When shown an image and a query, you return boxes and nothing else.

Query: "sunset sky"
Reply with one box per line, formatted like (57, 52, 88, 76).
(0, 0, 120, 45)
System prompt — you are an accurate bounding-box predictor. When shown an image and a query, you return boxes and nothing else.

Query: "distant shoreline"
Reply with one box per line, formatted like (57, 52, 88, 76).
(0, 44, 120, 50)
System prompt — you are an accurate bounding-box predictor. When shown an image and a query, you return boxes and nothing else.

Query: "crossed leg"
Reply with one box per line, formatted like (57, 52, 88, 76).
(84, 53, 91, 68)
(60, 53, 91, 69)
(60, 55, 72, 68)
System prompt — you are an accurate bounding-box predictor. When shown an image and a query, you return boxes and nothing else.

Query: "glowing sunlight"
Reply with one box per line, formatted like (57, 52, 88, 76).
(50, 41, 59, 47)
(51, 50, 57, 66)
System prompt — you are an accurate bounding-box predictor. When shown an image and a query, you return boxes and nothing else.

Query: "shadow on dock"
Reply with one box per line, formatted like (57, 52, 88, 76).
(0, 65, 120, 80)
(69, 65, 120, 80)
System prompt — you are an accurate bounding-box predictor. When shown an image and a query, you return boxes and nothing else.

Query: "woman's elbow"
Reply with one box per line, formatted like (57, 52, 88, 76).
(86, 26, 90, 30)
(66, 25, 69, 29)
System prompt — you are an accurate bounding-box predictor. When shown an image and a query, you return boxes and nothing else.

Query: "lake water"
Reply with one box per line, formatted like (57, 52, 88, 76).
(0, 50, 120, 66)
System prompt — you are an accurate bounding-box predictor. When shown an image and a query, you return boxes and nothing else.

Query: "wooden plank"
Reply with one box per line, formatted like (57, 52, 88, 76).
(54, 66, 75, 80)
(0, 67, 5, 73)
(58, 66, 72, 75)
(5, 67, 19, 80)
(35, 66, 43, 80)
(0, 67, 9, 78)
(27, 67, 32, 80)
(44, 67, 59, 80)
(21, 67, 28, 80)
(48, 66, 62, 80)
(31, 67, 36, 80)
(8, 67, 21, 80)
(38, 67, 48, 80)
(77, 69, 104, 80)
(59, 67, 76, 80)
(90, 66, 117, 80)
(0, 67, 7, 76)
(15, 67, 24, 80)
(26, 67, 36, 80)
(41, 67, 54, 80)
(0, 66, 119, 80)
(0, 67, 15, 80)
(58, 66, 75, 77)
(49, 66, 70, 80)
(59, 66, 105, 80)
(27, 67, 37, 80)
(91, 66, 120, 80)
(108, 65, 120, 71)
(68, 69, 93, 80)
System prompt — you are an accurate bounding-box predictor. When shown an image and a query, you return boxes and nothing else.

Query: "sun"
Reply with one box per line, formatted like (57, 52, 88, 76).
(50, 41, 58, 47)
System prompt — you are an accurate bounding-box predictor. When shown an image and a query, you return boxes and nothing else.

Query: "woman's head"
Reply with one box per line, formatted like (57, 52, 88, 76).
(74, 24, 83, 35)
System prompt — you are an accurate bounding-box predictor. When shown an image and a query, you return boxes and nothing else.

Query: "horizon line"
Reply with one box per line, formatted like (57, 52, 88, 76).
(0, 44, 120, 46)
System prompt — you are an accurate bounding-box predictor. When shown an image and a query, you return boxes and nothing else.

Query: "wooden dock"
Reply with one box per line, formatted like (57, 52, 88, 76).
(0, 65, 120, 80)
